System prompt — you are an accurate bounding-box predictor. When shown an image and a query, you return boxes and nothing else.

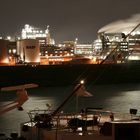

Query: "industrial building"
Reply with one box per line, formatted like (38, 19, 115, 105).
(0, 16, 140, 65)
(95, 15, 140, 63)
(0, 39, 9, 64)
(17, 39, 40, 64)
(21, 24, 55, 45)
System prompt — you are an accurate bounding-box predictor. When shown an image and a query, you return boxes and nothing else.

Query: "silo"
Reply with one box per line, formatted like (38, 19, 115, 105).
(0, 39, 9, 64)
(17, 39, 40, 64)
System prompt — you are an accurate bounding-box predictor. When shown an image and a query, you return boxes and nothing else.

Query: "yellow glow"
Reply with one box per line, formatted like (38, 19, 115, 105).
(35, 58, 40, 63)
(92, 57, 96, 61)
(2, 58, 9, 63)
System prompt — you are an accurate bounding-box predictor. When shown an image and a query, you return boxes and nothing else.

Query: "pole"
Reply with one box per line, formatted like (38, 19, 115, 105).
(51, 83, 82, 117)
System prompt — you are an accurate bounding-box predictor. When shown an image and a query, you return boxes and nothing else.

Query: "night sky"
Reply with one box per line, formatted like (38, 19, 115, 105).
(0, 0, 139, 43)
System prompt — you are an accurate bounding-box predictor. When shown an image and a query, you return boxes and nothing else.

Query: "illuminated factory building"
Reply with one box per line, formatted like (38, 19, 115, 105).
(21, 24, 55, 45)
(94, 16, 140, 63)
(17, 39, 40, 64)
(0, 15, 140, 65)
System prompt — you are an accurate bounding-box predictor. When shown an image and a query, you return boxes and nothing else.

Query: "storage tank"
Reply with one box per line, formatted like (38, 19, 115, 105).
(0, 39, 9, 64)
(17, 39, 40, 64)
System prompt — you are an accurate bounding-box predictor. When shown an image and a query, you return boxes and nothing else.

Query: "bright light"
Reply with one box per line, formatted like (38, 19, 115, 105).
(13, 49, 16, 54)
(7, 36, 11, 40)
(2, 58, 9, 63)
(131, 32, 136, 36)
(17, 37, 20, 40)
(128, 56, 140, 60)
(78, 132, 83, 136)
(87, 56, 93, 59)
(92, 57, 96, 61)
(77, 127, 82, 131)
(22, 24, 49, 39)
(35, 58, 40, 63)
(66, 53, 70, 56)
(80, 80, 84, 84)
(9, 49, 12, 53)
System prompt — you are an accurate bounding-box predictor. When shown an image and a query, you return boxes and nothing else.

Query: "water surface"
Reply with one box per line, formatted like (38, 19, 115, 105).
(0, 83, 140, 136)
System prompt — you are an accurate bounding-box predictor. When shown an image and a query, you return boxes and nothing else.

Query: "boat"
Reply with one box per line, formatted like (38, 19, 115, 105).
(19, 82, 140, 140)
(20, 109, 140, 140)
(1, 62, 140, 87)
(1, 75, 140, 140)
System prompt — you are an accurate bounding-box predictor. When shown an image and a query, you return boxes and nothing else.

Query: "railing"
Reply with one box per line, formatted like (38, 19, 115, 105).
(25, 109, 139, 131)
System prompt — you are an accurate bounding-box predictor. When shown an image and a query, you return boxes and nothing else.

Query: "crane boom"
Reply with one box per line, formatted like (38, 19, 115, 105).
(101, 22, 140, 64)
(0, 83, 38, 115)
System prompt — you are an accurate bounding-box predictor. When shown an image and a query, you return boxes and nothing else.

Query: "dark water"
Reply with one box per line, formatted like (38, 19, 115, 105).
(1, 83, 140, 136)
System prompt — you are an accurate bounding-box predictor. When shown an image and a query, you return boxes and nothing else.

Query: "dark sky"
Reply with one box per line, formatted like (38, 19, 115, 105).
(0, 0, 139, 43)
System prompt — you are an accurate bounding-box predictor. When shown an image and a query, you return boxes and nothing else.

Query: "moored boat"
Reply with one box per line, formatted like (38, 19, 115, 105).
(20, 108, 140, 140)
(1, 62, 140, 87)
(19, 83, 140, 140)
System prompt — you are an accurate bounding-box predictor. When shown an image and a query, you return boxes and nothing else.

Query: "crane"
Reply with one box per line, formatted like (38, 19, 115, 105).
(0, 83, 38, 115)
(100, 22, 140, 64)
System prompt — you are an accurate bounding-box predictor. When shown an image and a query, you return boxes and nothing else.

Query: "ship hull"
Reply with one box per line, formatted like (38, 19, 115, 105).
(0, 63, 140, 87)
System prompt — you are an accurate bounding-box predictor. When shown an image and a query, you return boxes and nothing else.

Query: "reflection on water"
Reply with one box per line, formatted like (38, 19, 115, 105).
(0, 83, 140, 136)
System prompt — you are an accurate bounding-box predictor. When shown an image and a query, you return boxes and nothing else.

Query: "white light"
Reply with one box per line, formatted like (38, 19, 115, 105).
(25, 24, 29, 29)
(131, 32, 136, 36)
(80, 80, 84, 84)
(13, 49, 16, 54)
(78, 132, 83, 136)
(7, 36, 11, 40)
(128, 56, 140, 60)
(17, 37, 20, 40)
(9, 49, 11, 53)
(77, 127, 82, 131)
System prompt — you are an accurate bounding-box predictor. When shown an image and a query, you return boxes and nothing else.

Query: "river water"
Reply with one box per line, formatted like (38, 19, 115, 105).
(0, 83, 140, 136)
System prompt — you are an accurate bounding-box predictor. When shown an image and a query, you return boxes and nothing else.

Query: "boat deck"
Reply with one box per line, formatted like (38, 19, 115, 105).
(20, 109, 140, 140)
